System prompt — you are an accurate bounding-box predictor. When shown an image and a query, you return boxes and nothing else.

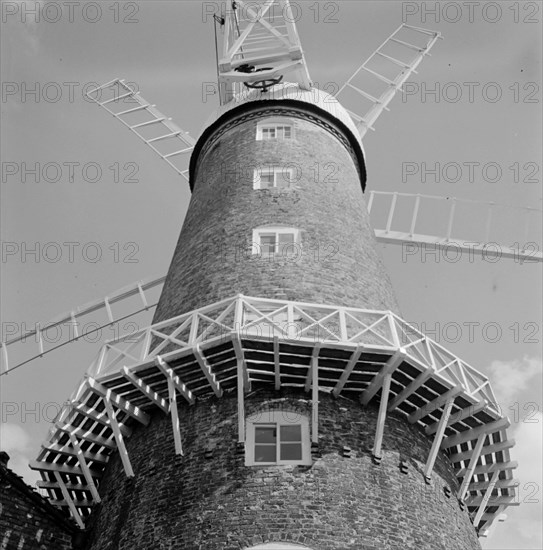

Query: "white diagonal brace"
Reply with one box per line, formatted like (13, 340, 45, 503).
(68, 433, 101, 503)
(332, 345, 364, 397)
(232, 334, 251, 391)
(87, 377, 150, 426)
(372, 371, 392, 459)
(457, 461, 517, 478)
(474, 470, 501, 527)
(468, 496, 520, 507)
(155, 356, 195, 404)
(408, 386, 462, 424)
(423, 396, 455, 480)
(456, 433, 487, 501)
(167, 375, 183, 455)
(361, 349, 404, 406)
(441, 417, 510, 450)
(194, 344, 223, 397)
(121, 366, 169, 413)
(426, 399, 487, 435)
(310, 346, 320, 443)
(53, 471, 85, 529)
(102, 398, 134, 477)
(237, 344, 245, 443)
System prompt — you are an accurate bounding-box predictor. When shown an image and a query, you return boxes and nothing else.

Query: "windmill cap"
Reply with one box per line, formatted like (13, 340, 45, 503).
(192, 82, 367, 191)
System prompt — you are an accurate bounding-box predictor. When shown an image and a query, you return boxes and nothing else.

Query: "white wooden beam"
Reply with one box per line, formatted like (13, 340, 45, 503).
(332, 345, 364, 397)
(474, 470, 500, 527)
(441, 417, 510, 450)
(37, 480, 93, 492)
(55, 422, 116, 450)
(468, 495, 520, 507)
(29, 460, 88, 478)
(42, 442, 109, 465)
(449, 438, 514, 464)
(193, 344, 223, 397)
(468, 478, 519, 492)
(408, 386, 462, 424)
(372, 372, 392, 460)
(121, 366, 169, 413)
(456, 433, 486, 501)
(426, 399, 487, 435)
(102, 398, 134, 477)
(423, 396, 455, 480)
(155, 356, 195, 404)
(68, 433, 101, 503)
(361, 349, 404, 406)
(167, 376, 183, 455)
(52, 471, 85, 529)
(456, 460, 517, 478)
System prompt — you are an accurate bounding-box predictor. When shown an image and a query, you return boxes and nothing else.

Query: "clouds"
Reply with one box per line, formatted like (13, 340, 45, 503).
(0, 423, 41, 486)
(482, 357, 542, 549)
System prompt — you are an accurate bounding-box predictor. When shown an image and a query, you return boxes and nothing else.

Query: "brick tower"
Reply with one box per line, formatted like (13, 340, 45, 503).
(30, 6, 517, 550)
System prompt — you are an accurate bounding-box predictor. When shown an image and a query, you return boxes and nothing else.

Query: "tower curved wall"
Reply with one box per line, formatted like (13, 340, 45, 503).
(84, 391, 481, 550)
(153, 99, 399, 324)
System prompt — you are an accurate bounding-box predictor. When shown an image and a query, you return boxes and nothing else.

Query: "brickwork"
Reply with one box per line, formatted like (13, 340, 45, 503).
(84, 390, 481, 550)
(153, 104, 400, 325)
(0, 453, 77, 550)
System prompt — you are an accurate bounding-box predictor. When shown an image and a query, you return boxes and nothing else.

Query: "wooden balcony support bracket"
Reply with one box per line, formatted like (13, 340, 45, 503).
(371, 371, 393, 461)
(236, 341, 245, 444)
(55, 422, 117, 450)
(121, 366, 169, 414)
(474, 470, 501, 527)
(408, 386, 462, 425)
(167, 374, 183, 456)
(193, 344, 223, 398)
(155, 355, 195, 455)
(232, 334, 251, 392)
(332, 345, 364, 398)
(457, 433, 487, 501)
(101, 397, 134, 477)
(68, 433, 101, 503)
(87, 377, 150, 426)
(450, 437, 515, 465)
(69, 402, 131, 439)
(310, 345, 321, 444)
(361, 348, 405, 406)
(53, 471, 85, 529)
(155, 356, 195, 405)
(423, 396, 456, 481)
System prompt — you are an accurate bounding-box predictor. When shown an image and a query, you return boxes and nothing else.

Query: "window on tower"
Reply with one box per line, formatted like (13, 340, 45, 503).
(256, 119, 293, 141)
(252, 226, 301, 257)
(253, 166, 294, 189)
(245, 411, 311, 466)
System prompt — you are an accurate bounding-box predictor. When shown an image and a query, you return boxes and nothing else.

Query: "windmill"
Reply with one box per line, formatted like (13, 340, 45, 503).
(1, 1, 540, 545)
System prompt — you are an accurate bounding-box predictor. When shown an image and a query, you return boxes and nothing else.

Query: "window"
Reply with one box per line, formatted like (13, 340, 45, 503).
(253, 166, 294, 189)
(246, 411, 311, 466)
(252, 226, 301, 256)
(256, 121, 293, 141)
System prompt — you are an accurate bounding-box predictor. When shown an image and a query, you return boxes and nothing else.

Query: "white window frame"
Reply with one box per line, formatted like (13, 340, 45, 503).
(256, 119, 293, 141)
(251, 226, 301, 256)
(253, 166, 294, 190)
(245, 411, 311, 466)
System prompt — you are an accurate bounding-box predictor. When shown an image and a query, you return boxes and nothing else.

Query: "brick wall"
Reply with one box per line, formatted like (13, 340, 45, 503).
(84, 390, 481, 550)
(0, 453, 77, 550)
(153, 105, 400, 325)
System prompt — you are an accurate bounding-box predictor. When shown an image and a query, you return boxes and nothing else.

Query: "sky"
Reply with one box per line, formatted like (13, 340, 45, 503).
(1, 1, 542, 548)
